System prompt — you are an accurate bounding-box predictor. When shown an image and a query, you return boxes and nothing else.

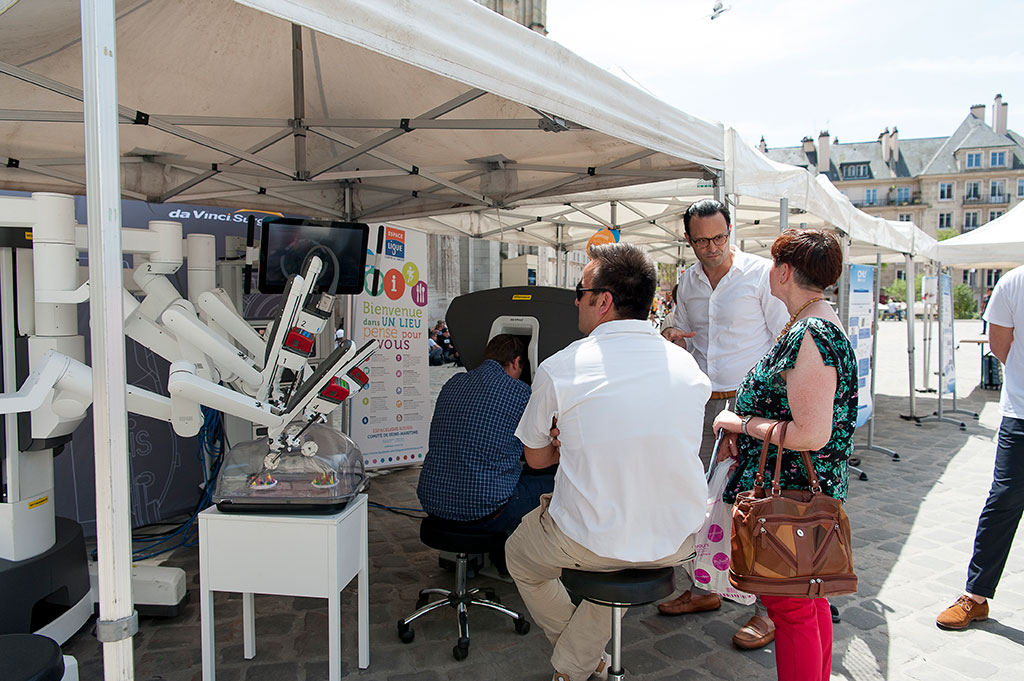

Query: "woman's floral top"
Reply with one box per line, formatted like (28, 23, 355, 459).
(723, 317, 858, 504)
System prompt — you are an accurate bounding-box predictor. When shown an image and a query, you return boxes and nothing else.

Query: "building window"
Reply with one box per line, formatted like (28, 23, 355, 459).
(966, 152, 982, 168)
(898, 213, 912, 222)
(939, 182, 954, 200)
(987, 269, 1003, 288)
(965, 181, 981, 201)
(896, 269, 906, 281)
(842, 163, 870, 179)
(963, 269, 976, 287)
(864, 188, 877, 205)
(991, 151, 1006, 167)
(964, 211, 980, 230)
(896, 187, 911, 203)
(991, 179, 1006, 200)
(1018, 178, 1024, 197)
(990, 210, 1004, 222)
(938, 213, 953, 229)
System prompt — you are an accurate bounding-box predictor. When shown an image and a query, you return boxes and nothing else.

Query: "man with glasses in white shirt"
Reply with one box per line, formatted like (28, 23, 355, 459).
(657, 199, 788, 650)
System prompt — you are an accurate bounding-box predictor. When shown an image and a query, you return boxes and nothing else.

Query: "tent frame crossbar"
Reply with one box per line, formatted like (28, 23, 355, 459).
(0, 109, 590, 133)
(306, 87, 487, 178)
(0, 61, 295, 177)
(159, 129, 294, 202)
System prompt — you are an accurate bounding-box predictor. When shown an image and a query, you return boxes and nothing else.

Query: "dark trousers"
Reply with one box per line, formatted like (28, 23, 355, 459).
(966, 416, 1024, 599)
(462, 471, 556, 537)
(448, 471, 555, 573)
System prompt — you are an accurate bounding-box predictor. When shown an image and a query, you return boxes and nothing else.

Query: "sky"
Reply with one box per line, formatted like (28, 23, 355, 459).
(545, 0, 1024, 149)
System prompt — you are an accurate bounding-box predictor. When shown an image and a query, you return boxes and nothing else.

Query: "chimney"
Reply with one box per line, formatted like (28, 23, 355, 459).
(817, 130, 831, 174)
(890, 127, 899, 162)
(801, 136, 816, 155)
(993, 93, 1008, 135)
(879, 128, 891, 163)
(970, 103, 986, 120)
(758, 136, 767, 153)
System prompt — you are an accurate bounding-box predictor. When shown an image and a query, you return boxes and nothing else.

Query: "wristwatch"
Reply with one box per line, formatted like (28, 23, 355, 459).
(741, 415, 754, 436)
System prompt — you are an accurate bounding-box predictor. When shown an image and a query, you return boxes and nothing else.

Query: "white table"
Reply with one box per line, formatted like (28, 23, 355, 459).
(199, 494, 369, 680)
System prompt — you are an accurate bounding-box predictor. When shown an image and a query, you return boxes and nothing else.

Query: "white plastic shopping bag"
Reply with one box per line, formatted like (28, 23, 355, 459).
(684, 458, 756, 605)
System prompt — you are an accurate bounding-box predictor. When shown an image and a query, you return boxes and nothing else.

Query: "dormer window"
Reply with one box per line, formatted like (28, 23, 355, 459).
(966, 152, 982, 168)
(841, 163, 870, 179)
(991, 151, 1007, 167)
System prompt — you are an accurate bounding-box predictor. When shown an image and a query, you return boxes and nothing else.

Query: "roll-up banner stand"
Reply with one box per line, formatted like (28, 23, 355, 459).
(350, 226, 430, 469)
(853, 255, 899, 463)
(919, 264, 968, 430)
(940, 273, 956, 396)
(847, 264, 875, 428)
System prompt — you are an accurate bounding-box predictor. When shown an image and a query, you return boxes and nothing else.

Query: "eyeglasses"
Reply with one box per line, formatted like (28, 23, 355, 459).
(689, 231, 730, 249)
(575, 280, 615, 302)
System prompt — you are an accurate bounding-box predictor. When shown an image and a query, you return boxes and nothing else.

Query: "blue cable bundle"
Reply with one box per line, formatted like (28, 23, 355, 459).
(130, 406, 225, 560)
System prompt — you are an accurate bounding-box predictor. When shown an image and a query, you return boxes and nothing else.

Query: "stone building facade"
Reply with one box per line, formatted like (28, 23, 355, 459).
(764, 95, 1024, 296)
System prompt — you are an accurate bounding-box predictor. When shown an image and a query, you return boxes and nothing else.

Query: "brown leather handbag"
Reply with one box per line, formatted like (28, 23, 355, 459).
(729, 421, 857, 598)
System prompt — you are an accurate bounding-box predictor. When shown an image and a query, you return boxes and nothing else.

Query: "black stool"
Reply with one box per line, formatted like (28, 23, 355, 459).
(397, 516, 530, 660)
(0, 633, 65, 681)
(561, 568, 675, 681)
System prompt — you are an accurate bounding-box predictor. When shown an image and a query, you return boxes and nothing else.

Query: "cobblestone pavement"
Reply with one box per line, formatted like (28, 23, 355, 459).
(61, 319, 1024, 680)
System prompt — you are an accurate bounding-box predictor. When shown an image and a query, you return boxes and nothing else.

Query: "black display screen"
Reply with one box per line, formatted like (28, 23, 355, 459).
(258, 217, 369, 294)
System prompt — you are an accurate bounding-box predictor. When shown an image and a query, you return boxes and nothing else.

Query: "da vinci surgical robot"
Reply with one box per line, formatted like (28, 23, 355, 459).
(0, 192, 375, 642)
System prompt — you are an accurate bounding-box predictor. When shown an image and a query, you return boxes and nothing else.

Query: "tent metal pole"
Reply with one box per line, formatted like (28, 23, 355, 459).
(919, 261, 966, 430)
(557, 223, 565, 286)
(779, 198, 788, 233)
(341, 183, 354, 434)
(901, 254, 922, 423)
(291, 24, 307, 180)
(81, 1, 135, 679)
(854, 253, 899, 461)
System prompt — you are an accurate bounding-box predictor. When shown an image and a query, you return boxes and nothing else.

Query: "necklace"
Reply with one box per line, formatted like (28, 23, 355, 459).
(776, 297, 826, 341)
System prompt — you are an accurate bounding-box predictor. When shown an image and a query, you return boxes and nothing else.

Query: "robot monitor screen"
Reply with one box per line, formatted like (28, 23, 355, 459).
(258, 217, 369, 295)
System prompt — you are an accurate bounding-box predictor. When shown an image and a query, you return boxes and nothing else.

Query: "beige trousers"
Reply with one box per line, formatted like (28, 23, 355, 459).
(506, 494, 695, 680)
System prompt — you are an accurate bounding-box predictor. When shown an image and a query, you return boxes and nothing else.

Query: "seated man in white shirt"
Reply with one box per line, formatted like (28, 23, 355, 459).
(505, 243, 711, 681)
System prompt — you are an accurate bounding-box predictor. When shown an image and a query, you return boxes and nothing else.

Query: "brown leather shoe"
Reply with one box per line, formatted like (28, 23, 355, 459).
(656, 590, 721, 616)
(936, 595, 989, 630)
(732, 614, 775, 649)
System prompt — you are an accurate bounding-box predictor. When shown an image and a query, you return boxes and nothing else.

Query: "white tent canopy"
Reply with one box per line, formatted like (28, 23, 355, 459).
(0, 0, 723, 221)
(935, 202, 1024, 268)
(395, 129, 939, 265)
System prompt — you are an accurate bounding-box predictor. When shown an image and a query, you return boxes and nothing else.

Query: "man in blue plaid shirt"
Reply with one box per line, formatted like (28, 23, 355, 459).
(417, 334, 554, 535)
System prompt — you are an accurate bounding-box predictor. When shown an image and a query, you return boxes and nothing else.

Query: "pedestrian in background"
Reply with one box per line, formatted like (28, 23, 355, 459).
(938, 267, 1024, 630)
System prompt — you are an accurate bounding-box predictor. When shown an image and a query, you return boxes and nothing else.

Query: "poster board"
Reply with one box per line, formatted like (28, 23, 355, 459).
(940, 273, 956, 395)
(847, 264, 875, 428)
(350, 226, 430, 468)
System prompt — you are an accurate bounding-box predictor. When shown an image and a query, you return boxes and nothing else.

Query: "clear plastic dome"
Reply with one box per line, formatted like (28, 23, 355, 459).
(213, 421, 365, 513)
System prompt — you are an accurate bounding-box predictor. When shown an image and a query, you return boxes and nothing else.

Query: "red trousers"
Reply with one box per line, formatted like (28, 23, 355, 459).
(761, 595, 833, 681)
